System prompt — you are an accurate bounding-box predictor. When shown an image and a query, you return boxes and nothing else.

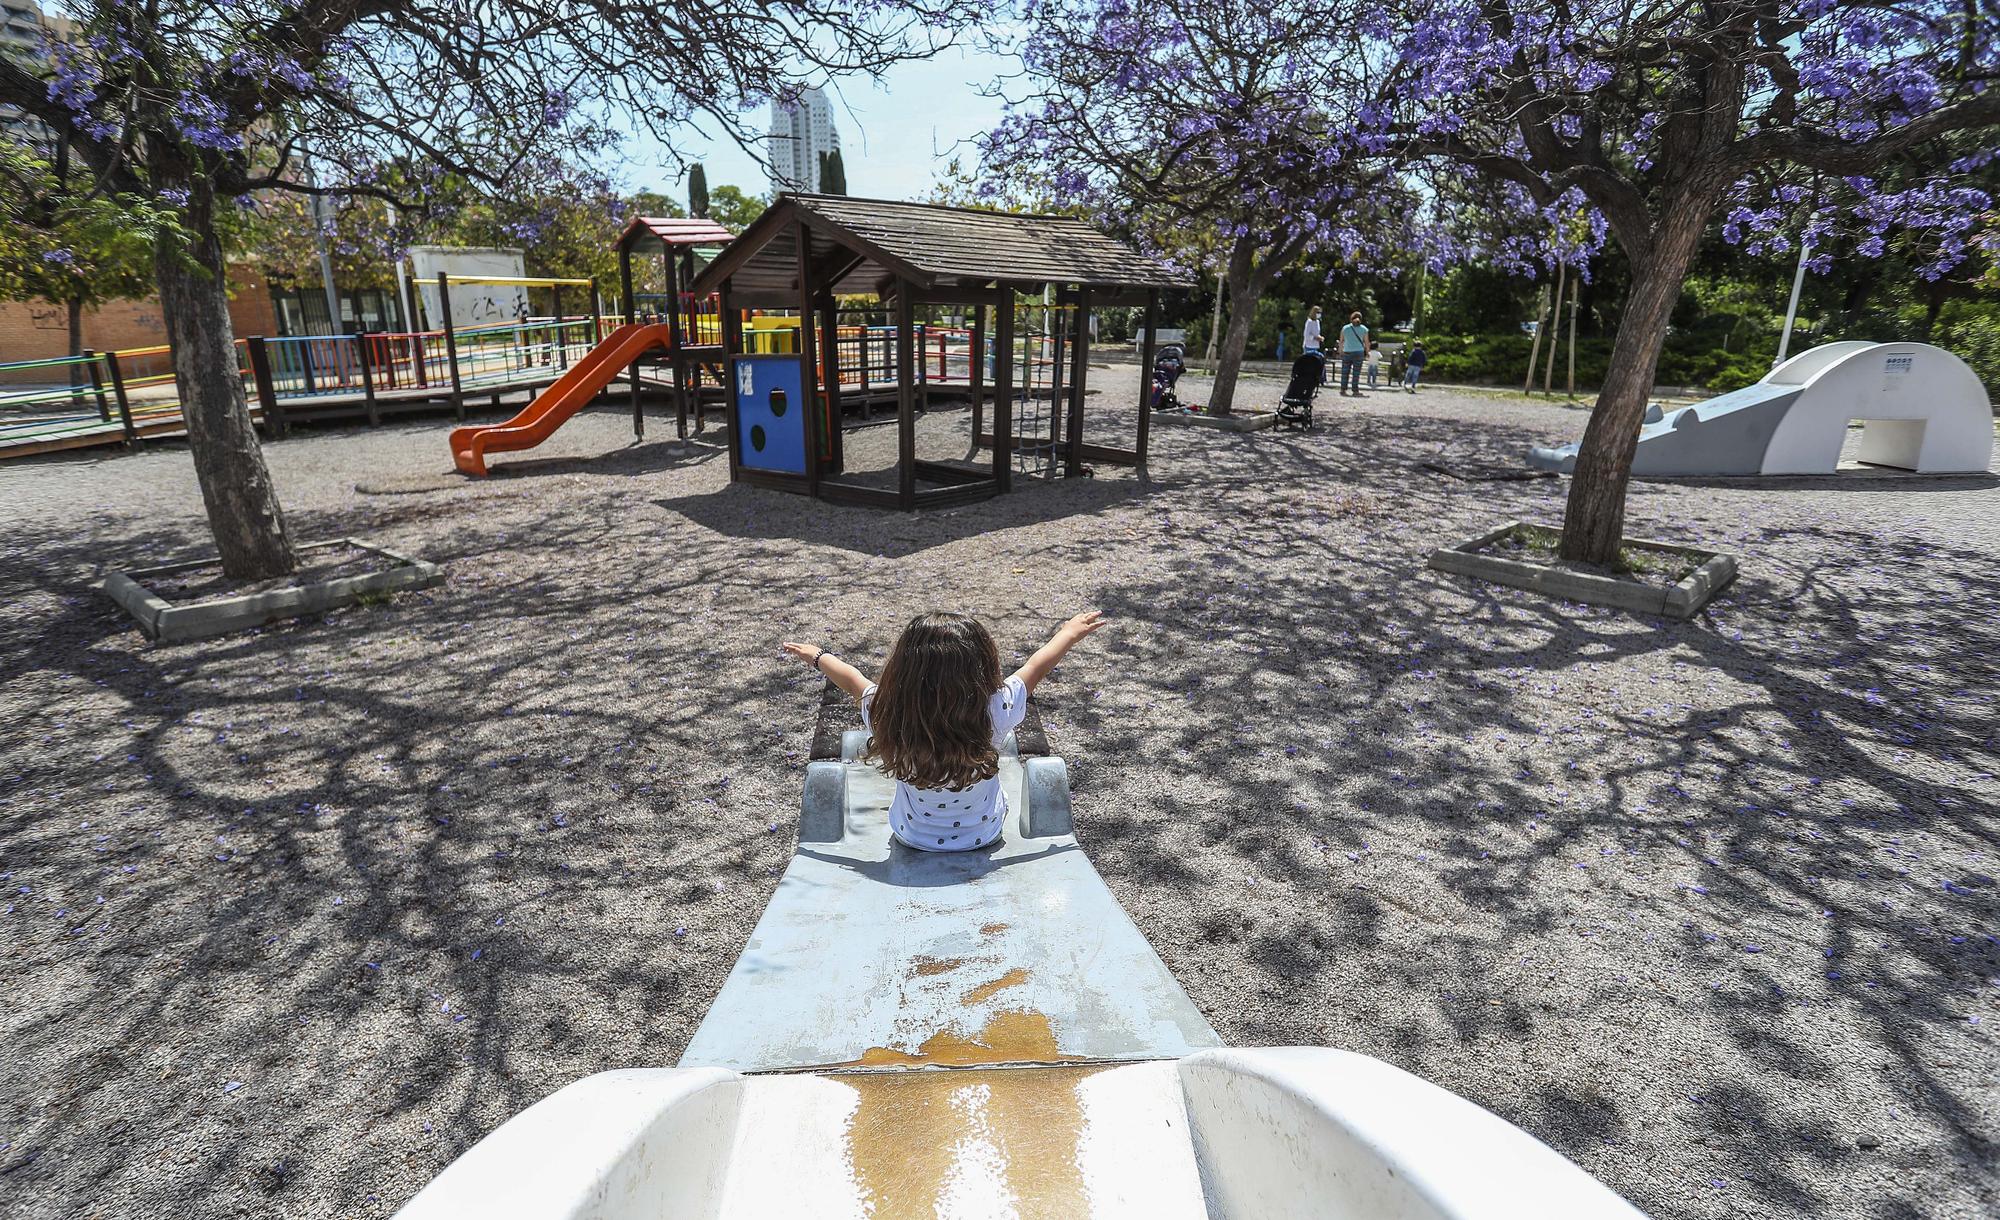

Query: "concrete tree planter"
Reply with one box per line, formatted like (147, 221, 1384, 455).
(1428, 520, 1737, 619)
(98, 537, 444, 642)
(1151, 409, 1278, 433)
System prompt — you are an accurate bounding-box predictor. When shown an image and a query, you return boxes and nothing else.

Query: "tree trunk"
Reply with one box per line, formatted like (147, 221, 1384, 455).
(155, 187, 297, 580)
(1558, 210, 1707, 566)
(1205, 235, 1263, 416)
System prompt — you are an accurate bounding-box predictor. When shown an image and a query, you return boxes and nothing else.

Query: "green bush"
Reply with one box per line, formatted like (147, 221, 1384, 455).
(1410, 329, 1787, 392)
(1417, 331, 1613, 388)
(1933, 303, 2000, 404)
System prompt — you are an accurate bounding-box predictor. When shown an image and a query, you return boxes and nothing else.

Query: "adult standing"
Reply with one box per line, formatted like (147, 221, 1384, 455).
(1302, 306, 1325, 384)
(1339, 310, 1370, 396)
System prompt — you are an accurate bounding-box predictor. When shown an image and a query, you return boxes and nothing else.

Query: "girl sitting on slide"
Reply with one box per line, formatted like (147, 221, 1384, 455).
(782, 610, 1106, 852)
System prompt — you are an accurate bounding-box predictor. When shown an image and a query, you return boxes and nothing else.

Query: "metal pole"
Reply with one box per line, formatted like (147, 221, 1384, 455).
(552, 284, 566, 369)
(1776, 240, 1811, 368)
(439, 272, 465, 420)
(389, 201, 414, 383)
(303, 153, 344, 336)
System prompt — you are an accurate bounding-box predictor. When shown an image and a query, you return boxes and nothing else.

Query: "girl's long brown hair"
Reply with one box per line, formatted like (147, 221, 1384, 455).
(866, 612, 1004, 791)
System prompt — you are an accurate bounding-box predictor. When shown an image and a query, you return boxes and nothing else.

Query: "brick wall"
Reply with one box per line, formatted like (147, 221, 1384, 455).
(1, 266, 278, 385)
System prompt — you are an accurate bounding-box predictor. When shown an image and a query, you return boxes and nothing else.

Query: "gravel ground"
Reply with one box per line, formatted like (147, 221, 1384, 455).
(2, 374, 1996, 1220)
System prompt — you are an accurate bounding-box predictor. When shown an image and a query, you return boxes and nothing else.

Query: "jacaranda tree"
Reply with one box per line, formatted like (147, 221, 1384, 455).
(0, 137, 164, 377)
(985, 0, 1409, 415)
(0, 0, 973, 579)
(1374, 0, 1999, 564)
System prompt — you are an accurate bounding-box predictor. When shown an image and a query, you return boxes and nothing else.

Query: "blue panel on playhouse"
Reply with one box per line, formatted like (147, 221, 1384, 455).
(734, 355, 808, 475)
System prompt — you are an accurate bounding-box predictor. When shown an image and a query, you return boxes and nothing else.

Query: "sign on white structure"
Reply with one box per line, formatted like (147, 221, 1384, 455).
(408, 246, 528, 331)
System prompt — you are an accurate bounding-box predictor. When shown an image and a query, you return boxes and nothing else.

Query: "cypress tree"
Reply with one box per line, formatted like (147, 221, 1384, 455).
(688, 163, 710, 218)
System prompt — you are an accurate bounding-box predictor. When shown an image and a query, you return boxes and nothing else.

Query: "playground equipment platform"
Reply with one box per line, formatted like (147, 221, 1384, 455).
(394, 729, 1646, 1219)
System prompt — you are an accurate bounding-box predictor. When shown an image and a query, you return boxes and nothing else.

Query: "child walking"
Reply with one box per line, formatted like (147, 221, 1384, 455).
(782, 610, 1106, 852)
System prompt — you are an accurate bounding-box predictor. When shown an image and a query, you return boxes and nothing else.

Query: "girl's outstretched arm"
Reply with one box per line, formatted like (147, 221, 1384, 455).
(781, 641, 872, 699)
(1010, 611, 1107, 694)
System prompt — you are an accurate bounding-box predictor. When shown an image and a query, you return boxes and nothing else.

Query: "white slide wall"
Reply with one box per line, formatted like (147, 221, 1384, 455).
(1760, 342, 1992, 474)
(1178, 1049, 1648, 1220)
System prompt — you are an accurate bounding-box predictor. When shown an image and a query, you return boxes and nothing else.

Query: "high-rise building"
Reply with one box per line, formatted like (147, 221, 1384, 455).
(767, 87, 841, 197)
(1, 0, 64, 150)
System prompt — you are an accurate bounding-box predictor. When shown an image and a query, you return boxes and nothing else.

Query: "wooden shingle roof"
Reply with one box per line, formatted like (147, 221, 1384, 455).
(620, 215, 736, 251)
(689, 194, 1186, 301)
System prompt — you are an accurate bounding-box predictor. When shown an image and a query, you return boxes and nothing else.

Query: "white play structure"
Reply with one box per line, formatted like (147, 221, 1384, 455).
(394, 732, 1647, 1219)
(1528, 341, 1995, 476)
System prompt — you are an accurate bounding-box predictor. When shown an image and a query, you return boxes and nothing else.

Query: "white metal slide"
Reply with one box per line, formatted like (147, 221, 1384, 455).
(394, 736, 1646, 1219)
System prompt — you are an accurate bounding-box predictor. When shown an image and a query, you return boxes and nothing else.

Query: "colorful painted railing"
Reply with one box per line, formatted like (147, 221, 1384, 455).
(0, 346, 243, 456)
(3, 306, 986, 460)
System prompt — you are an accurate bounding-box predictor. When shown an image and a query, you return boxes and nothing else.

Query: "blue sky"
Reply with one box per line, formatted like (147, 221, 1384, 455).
(620, 43, 1016, 205)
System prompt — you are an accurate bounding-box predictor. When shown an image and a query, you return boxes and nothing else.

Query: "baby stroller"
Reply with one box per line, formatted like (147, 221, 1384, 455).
(1276, 350, 1324, 430)
(1149, 344, 1188, 412)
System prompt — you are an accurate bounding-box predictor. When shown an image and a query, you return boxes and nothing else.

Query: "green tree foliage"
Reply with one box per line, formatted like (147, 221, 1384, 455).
(232, 189, 405, 293)
(707, 184, 767, 232)
(689, 163, 710, 218)
(0, 141, 171, 362)
(820, 148, 847, 195)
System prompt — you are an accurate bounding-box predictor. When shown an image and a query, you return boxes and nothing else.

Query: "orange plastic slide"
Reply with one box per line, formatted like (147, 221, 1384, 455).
(450, 323, 674, 476)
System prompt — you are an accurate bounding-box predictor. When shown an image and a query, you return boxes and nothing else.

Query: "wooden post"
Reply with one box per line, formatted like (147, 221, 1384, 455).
(1543, 261, 1565, 395)
(103, 349, 139, 447)
(992, 290, 1014, 493)
(858, 314, 872, 394)
(1065, 289, 1091, 477)
(664, 246, 689, 442)
(1136, 288, 1160, 470)
(1566, 273, 1579, 399)
(795, 221, 823, 500)
(357, 332, 379, 425)
(591, 282, 604, 343)
(619, 247, 635, 323)
(895, 283, 917, 511)
(82, 348, 110, 422)
(1047, 296, 1067, 462)
(245, 337, 285, 438)
(439, 272, 465, 420)
(968, 303, 986, 440)
(1524, 282, 1548, 393)
(819, 295, 844, 474)
(719, 280, 743, 483)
